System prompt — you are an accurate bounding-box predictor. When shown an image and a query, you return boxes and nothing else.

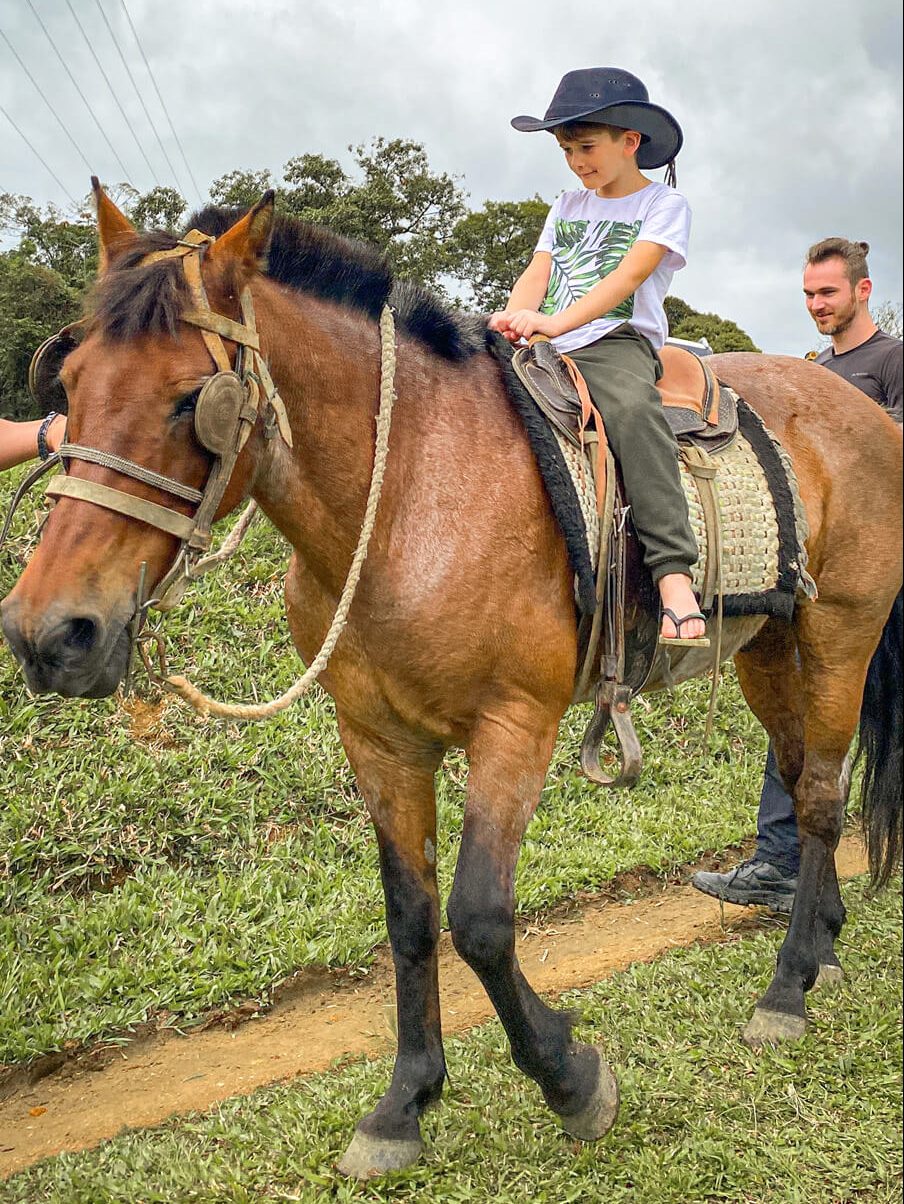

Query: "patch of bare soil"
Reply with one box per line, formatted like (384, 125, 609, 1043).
(0, 837, 868, 1178)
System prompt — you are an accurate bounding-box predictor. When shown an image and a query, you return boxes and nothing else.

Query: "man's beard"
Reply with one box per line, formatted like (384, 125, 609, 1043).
(814, 295, 857, 337)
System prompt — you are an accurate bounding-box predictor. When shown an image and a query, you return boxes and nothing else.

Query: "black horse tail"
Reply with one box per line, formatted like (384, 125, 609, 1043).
(857, 588, 903, 886)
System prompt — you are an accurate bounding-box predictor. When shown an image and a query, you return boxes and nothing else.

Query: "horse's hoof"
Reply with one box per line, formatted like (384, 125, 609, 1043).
(743, 1007, 807, 1047)
(336, 1129, 424, 1179)
(559, 1048, 620, 1141)
(814, 963, 845, 990)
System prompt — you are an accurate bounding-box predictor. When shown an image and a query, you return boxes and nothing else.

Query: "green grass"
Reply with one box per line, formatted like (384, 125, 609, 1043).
(3, 469, 766, 1061)
(2, 877, 900, 1203)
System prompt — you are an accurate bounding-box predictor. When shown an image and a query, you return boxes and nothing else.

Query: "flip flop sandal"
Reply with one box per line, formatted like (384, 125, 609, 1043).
(659, 607, 711, 648)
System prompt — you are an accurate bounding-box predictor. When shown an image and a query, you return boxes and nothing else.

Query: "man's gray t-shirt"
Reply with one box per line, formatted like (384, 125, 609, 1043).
(815, 329, 902, 423)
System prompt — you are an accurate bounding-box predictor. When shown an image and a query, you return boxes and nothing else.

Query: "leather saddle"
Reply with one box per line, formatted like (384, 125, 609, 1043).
(512, 338, 738, 454)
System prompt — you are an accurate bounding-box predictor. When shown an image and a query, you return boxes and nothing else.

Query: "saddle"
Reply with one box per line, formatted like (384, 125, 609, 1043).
(512, 338, 738, 454)
(508, 336, 767, 792)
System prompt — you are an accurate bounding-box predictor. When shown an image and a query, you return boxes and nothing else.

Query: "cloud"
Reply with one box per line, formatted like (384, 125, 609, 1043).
(2, 0, 901, 354)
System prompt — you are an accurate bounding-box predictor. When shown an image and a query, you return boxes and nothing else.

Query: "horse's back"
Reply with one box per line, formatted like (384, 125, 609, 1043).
(709, 352, 902, 602)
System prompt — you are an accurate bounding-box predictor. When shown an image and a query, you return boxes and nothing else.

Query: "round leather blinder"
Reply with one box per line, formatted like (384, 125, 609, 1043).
(193, 372, 248, 457)
(29, 330, 79, 415)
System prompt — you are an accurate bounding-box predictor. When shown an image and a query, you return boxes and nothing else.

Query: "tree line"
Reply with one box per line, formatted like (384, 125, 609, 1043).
(1, 137, 763, 419)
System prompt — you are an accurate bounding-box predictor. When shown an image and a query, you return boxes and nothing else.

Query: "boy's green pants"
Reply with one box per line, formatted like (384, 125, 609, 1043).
(568, 323, 698, 584)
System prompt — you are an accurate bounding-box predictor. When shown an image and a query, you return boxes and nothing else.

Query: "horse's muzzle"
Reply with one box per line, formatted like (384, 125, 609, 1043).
(1, 596, 131, 698)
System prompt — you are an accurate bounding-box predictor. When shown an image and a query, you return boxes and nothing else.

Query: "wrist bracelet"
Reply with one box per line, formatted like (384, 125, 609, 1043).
(37, 411, 60, 461)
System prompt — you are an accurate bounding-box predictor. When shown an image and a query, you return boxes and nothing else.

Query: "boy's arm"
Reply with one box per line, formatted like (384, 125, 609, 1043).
(504, 241, 667, 339)
(504, 252, 552, 311)
(488, 253, 552, 339)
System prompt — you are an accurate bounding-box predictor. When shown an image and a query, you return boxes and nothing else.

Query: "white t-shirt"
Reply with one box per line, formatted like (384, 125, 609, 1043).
(534, 182, 691, 353)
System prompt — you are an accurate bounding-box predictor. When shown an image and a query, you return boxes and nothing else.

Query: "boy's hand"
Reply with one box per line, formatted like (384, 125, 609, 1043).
(487, 311, 518, 342)
(503, 309, 560, 340)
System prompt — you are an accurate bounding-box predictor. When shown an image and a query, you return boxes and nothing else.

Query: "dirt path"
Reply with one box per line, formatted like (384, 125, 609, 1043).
(0, 838, 868, 1178)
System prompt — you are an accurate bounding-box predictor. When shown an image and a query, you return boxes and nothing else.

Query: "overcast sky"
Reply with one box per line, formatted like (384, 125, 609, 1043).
(2, 0, 902, 354)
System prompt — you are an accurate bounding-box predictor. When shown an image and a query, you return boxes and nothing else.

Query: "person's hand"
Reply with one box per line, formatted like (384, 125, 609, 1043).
(46, 413, 66, 455)
(502, 309, 560, 340)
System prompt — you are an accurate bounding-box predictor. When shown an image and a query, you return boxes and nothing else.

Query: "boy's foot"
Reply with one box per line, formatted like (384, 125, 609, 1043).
(690, 858, 798, 913)
(658, 573, 708, 642)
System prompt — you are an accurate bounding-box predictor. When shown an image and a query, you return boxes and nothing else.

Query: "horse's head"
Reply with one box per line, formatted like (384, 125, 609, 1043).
(2, 181, 276, 698)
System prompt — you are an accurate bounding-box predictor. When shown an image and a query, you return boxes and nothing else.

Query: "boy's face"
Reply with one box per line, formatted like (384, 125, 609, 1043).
(803, 257, 871, 337)
(555, 127, 639, 191)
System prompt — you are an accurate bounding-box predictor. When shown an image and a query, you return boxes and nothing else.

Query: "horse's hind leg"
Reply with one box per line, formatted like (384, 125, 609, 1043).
(739, 601, 882, 1046)
(447, 706, 619, 1141)
(334, 717, 446, 1178)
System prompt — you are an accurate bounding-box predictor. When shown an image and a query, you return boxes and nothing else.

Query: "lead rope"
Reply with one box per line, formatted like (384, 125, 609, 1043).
(158, 304, 397, 720)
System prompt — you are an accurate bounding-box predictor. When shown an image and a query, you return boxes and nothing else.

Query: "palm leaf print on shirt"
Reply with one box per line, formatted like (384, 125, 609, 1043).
(541, 217, 643, 319)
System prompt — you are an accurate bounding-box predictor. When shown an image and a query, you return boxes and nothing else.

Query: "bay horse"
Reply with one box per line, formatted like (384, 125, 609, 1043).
(2, 186, 901, 1178)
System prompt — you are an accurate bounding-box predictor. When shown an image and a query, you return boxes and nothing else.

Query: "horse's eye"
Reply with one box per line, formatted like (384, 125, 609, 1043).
(172, 388, 201, 420)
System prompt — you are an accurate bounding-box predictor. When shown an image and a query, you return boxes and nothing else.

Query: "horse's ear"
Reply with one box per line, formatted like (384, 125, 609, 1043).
(207, 191, 275, 282)
(92, 177, 137, 273)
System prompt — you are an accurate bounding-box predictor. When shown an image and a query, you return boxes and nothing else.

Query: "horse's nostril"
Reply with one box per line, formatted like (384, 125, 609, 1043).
(63, 617, 99, 654)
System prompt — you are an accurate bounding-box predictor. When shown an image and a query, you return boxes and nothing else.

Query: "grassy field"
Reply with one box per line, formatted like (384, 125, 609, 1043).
(2, 876, 900, 1203)
(0, 469, 787, 1063)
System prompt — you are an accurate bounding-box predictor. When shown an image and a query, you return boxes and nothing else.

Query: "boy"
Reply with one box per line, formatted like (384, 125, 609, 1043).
(489, 67, 706, 644)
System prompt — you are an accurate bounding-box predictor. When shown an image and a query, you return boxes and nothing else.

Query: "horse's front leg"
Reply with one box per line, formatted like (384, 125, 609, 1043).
(335, 716, 446, 1178)
(447, 707, 619, 1141)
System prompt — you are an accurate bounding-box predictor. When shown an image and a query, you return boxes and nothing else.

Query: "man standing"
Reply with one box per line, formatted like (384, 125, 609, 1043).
(691, 237, 903, 912)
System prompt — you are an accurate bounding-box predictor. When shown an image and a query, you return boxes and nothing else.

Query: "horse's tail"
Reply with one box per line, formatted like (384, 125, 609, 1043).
(857, 588, 903, 887)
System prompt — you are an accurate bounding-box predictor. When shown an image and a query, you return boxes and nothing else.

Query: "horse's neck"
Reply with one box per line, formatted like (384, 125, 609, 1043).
(249, 284, 388, 579)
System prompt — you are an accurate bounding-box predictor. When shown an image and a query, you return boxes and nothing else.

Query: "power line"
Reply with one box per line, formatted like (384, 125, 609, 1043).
(119, 0, 203, 204)
(0, 102, 79, 206)
(0, 25, 95, 178)
(91, 0, 188, 198)
(24, 0, 133, 183)
(63, 0, 161, 188)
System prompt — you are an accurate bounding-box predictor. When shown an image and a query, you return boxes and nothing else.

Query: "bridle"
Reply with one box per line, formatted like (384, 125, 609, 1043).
(3, 236, 399, 719)
(1, 230, 292, 618)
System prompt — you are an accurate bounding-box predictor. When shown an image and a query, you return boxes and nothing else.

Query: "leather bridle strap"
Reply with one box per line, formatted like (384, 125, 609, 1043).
(45, 477, 197, 540)
(58, 443, 204, 504)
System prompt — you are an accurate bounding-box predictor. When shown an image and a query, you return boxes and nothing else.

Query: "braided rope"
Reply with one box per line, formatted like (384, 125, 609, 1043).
(162, 305, 397, 719)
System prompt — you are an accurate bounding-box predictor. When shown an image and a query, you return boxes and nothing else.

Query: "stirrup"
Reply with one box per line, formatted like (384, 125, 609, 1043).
(658, 607, 710, 648)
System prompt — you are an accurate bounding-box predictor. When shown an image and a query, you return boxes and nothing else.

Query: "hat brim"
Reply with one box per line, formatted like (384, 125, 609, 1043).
(511, 100, 682, 169)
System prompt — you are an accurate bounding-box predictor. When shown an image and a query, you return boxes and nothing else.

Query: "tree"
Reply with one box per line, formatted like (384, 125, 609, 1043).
(874, 300, 902, 340)
(281, 153, 351, 219)
(0, 193, 96, 291)
(129, 186, 187, 232)
(443, 197, 549, 311)
(208, 168, 275, 210)
(665, 295, 760, 352)
(0, 252, 80, 419)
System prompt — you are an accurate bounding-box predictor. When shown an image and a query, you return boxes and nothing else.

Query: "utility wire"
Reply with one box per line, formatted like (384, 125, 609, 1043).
(63, 0, 160, 187)
(119, 0, 203, 204)
(91, 0, 188, 197)
(24, 0, 133, 183)
(0, 26, 95, 177)
(0, 102, 79, 206)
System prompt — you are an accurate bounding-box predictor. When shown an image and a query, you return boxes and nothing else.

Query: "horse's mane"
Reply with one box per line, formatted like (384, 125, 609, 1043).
(90, 206, 485, 363)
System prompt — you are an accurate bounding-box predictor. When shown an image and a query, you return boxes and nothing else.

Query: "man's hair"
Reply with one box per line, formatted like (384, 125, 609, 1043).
(552, 121, 628, 142)
(806, 237, 871, 287)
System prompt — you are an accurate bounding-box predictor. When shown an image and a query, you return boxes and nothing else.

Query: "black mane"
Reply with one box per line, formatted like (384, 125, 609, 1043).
(91, 206, 484, 362)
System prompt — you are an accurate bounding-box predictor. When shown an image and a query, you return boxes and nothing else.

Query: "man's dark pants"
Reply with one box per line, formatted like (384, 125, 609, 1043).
(756, 743, 800, 873)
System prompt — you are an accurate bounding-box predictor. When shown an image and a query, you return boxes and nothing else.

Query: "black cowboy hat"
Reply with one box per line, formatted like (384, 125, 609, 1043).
(511, 68, 683, 170)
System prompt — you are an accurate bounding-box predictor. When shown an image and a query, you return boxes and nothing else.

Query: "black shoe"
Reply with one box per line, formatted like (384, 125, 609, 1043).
(690, 858, 797, 914)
